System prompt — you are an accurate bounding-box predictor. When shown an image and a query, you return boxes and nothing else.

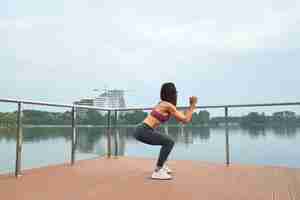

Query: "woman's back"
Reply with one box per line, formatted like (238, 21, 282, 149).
(151, 101, 171, 120)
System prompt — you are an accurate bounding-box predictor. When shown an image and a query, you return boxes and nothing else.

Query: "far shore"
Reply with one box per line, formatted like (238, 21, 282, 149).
(0, 124, 255, 129)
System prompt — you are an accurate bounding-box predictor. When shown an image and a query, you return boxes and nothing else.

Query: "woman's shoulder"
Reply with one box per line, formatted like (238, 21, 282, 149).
(159, 101, 176, 112)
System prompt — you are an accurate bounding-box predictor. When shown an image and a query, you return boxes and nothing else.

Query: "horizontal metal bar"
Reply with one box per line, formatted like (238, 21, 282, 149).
(114, 107, 154, 111)
(214, 102, 300, 108)
(0, 98, 112, 111)
(0, 98, 21, 104)
(1, 98, 300, 112)
(75, 104, 112, 111)
(113, 102, 300, 111)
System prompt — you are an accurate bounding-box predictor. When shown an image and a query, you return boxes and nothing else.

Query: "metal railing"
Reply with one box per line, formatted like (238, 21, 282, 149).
(1, 98, 300, 177)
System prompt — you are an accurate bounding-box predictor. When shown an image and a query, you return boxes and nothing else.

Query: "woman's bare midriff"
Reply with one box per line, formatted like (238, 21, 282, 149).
(143, 115, 161, 129)
(143, 102, 171, 129)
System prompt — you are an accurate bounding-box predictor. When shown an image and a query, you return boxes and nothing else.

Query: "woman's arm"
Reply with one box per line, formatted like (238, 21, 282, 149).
(168, 96, 198, 124)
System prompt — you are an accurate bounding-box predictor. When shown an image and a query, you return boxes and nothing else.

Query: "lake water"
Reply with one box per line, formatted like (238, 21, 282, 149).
(0, 126, 299, 174)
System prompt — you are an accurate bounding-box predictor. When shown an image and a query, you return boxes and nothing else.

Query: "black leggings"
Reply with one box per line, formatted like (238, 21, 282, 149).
(133, 123, 174, 167)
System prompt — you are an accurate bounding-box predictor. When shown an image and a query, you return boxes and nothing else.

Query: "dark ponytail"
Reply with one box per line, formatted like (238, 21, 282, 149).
(160, 82, 177, 106)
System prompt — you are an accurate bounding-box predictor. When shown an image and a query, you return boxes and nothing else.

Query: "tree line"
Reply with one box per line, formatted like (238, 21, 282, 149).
(1, 109, 299, 128)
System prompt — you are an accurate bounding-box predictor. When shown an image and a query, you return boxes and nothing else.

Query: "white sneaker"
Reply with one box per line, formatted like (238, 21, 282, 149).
(163, 165, 172, 174)
(151, 168, 172, 180)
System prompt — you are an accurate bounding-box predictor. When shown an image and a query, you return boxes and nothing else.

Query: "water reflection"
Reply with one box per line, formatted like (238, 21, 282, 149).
(0, 127, 72, 142)
(1, 125, 299, 148)
(0, 125, 300, 169)
(240, 126, 298, 139)
(245, 127, 266, 139)
(76, 128, 106, 155)
(76, 126, 210, 156)
(106, 126, 211, 155)
(272, 126, 297, 138)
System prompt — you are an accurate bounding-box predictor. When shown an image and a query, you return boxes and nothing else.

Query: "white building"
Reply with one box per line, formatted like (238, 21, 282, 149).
(73, 98, 94, 117)
(94, 89, 126, 113)
(75, 89, 127, 115)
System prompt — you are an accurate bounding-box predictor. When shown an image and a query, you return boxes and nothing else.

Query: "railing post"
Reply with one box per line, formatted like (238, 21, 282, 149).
(71, 106, 77, 165)
(225, 107, 230, 166)
(107, 110, 112, 157)
(114, 110, 118, 157)
(15, 102, 23, 177)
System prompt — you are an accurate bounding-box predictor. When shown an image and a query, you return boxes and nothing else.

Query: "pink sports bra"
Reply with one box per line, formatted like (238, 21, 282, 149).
(150, 109, 170, 123)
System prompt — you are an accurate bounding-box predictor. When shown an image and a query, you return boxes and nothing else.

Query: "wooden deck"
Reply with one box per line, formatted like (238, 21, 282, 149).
(0, 157, 299, 200)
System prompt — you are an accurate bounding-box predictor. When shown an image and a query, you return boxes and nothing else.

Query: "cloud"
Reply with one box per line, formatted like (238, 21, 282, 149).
(1, 0, 300, 107)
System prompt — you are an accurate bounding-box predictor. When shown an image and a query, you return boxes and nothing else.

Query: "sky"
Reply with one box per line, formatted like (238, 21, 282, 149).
(1, 0, 300, 115)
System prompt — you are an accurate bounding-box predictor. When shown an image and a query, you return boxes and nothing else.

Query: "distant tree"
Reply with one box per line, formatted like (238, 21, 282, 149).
(0, 112, 17, 127)
(240, 112, 266, 127)
(197, 110, 210, 124)
(271, 111, 297, 126)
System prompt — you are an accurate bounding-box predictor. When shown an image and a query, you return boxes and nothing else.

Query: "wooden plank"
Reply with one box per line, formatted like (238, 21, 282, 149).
(0, 157, 299, 200)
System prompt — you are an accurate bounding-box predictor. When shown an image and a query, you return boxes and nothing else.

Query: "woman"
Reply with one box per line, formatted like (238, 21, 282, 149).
(133, 82, 198, 180)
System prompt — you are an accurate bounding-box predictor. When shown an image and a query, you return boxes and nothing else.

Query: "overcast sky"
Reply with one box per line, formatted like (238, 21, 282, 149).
(1, 0, 300, 115)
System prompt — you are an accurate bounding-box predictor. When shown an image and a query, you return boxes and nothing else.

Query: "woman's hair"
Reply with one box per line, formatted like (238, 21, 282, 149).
(160, 82, 177, 106)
